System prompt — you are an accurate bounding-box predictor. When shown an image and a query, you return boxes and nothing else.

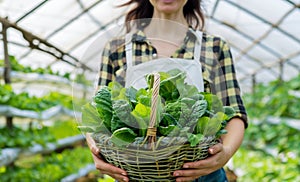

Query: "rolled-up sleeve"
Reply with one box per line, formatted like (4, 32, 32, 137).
(215, 39, 248, 128)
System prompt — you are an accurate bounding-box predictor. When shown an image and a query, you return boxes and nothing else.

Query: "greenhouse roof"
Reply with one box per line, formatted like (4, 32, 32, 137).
(0, 0, 300, 92)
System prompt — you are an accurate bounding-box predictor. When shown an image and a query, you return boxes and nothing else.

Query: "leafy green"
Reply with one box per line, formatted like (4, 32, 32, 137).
(0, 84, 13, 104)
(223, 106, 236, 120)
(81, 69, 235, 147)
(126, 86, 138, 106)
(158, 70, 185, 102)
(0, 85, 85, 112)
(0, 147, 94, 182)
(203, 112, 224, 136)
(187, 133, 204, 147)
(79, 103, 108, 133)
(178, 99, 207, 128)
(194, 116, 210, 134)
(158, 125, 177, 136)
(131, 103, 150, 137)
(0, 56, 83, 81)
(108, 81, 124, 99)
(111, 127, 137, 146)
(136, 88, 152, 107)
(0, 126, 56, 148)
(202, 92, 224, 114)
(111, 100, 137, 132)
(94, 86, 113, 131)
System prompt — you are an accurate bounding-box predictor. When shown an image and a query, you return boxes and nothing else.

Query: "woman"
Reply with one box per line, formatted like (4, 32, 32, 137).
(87, 0, 248, 181)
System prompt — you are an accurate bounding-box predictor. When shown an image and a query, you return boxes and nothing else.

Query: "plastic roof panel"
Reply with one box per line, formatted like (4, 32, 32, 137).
(280, 9, 300, 36)
(234, 0, 292, 24)
(7, 28, 28, 46)
(0, 0, 43, 21)
(290, 55, 300, 67)
(238, 57, 261, 73)
(206, 19, 254, 50)
(88, 1, 128, 25)
(0, 0, 299, 92)
(255, 69, 279, 84)
(262, 29, 300, 57)
(283, 64, 300, 80)
(18, 0, 83, 38)
(21, 49, 56, 68)
(49, 14, 100, 51)
(79, 0, 101, 8)
(247, 46, 279, 65)
(231, 11, 270, 40)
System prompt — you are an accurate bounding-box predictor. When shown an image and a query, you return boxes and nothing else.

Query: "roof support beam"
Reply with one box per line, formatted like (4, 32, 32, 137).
(46, 0, 104, 39)
(0, 16, 91, 71)
(224, 0, 300, 45)
(16, 0, 49, 23)
(18, 0, 104, 65)
(1, 17, 13, 129)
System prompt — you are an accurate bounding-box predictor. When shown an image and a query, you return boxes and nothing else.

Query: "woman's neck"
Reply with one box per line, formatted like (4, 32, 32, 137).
(143, 14, 189, 58)
(150, 11, 188, 30)
(145, 14, 189, 40)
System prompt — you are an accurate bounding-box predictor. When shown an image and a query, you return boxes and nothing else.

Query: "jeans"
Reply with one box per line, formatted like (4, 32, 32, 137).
(193, 168, 228, 182)
(116, 168, 227, 182)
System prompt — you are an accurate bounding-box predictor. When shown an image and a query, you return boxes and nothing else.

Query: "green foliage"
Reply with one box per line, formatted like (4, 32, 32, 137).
(111, 100, 137, 132)
(0, 126, 56, 148)
(0, 84, 13, 104)
(0, 56, 70, 79)
(79, 103, 108, 133)
(0, 147, 94, 182)
(0, 85, 84, 112)
(233, 74, 300, 181)
(243, 77, 300, 119)
(242, 121, 300, 159)
(187, 133, 204, 147)
(94, 86, 113, 131)
(1, 56, 93, 85)
(0, 120, 80, 149)
(111, 127, 137, 146)
(49, 120, 81, 139)
(79, 69, 236, 147)
(233, 147, 300, 182)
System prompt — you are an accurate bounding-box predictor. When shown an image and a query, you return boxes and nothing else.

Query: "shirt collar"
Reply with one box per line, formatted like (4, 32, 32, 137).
(131, 30, 148, 43)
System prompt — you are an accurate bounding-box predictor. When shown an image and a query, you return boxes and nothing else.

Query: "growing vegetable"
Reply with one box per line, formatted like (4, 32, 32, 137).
(79, 69, 236, 147)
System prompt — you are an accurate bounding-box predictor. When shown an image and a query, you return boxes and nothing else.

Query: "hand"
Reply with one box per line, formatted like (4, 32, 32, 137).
(86, 134, 129, 182)
(173, 143, 231, 182)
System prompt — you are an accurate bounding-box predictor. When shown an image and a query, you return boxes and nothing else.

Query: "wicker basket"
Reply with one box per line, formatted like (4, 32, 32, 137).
(93, 73, 217, 182)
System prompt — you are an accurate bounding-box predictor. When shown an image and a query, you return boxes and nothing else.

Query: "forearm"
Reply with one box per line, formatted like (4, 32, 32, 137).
(221, 118, 245, 158)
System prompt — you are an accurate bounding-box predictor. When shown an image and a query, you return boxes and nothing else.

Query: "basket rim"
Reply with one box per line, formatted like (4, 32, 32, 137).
(93, 132, 217, 150)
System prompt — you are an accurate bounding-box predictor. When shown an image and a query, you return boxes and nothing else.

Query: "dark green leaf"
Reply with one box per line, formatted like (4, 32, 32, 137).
(111, 127, 137, 147)
(187, 133, 204, 147)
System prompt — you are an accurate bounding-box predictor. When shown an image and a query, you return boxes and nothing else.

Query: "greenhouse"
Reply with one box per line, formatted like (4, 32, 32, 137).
(0, 0, 300, 181)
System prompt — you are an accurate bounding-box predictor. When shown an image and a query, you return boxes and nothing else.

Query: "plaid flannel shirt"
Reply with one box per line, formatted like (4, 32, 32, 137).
(98, 29, 248, 128)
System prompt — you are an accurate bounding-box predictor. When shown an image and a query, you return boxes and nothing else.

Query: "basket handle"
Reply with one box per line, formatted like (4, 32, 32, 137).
(146, 72, 160, 148)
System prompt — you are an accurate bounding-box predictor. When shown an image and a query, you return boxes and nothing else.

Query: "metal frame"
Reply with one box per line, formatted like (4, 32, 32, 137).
(0, 0, 299, 91)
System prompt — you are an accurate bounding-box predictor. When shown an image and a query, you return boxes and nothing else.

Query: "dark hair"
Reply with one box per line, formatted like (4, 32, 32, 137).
(120, 0, 205, 32)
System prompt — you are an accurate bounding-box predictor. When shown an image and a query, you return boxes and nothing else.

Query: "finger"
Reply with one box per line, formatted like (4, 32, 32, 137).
(86, 133, 100, 155)
(173, 168, 212, 178)
(174, 169, 200, 177)
(208, 143, 223, 155)
(181, 155, 220, 169)
(105, 172, 129, 182)
(92, 153, 127, 176)
(175, 176, 198, 182)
